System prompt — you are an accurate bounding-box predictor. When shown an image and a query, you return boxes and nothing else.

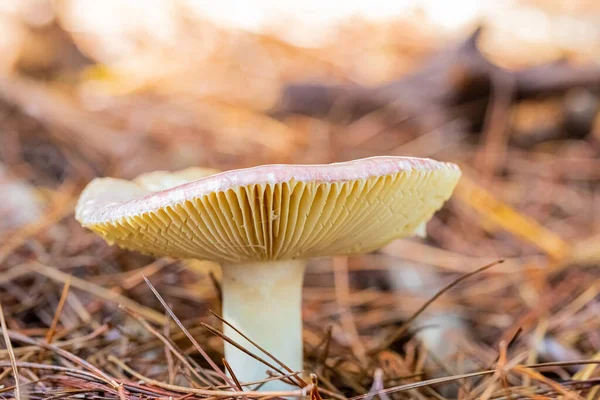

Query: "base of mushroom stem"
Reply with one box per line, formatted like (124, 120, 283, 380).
(220, 259, 307, 391)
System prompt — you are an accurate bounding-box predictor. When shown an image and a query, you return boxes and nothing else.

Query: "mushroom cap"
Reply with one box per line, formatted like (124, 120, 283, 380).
(76, 157, 461, 263)
(133, 167, 222, 192)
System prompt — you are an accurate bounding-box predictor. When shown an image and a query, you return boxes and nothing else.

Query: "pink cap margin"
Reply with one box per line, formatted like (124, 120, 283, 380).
(76, 156, 460, 225)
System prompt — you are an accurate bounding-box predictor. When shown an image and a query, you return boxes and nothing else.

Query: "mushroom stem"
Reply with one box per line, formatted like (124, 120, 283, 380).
(221, 259, 306, 391)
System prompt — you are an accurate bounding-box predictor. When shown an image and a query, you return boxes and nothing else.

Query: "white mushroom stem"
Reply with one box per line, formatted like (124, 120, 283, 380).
(221, 259, 306, 391)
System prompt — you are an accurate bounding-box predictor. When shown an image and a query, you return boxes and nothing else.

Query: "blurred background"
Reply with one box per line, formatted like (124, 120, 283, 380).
(0, 0, 599, 399)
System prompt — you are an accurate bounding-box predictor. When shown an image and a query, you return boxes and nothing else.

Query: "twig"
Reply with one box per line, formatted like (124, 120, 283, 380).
(119, 305, 218, 387)
(475, 71, 515, 178)
(163, 309, 176, 385)
(209, 311, 307, 387)
(0, 324, 108, 358)
(216, 370, 313, 390)
(142, 275, 237, 389)
(0, 301, 20, 400)
(45, 276, 72, 344)
(6, 329, 120, 388)
(0, 379, 42, 395)
(317, 326, 333, 374)
(513, 365, 583, 400)
(118, 384, 129, 400)
(222, 358, 244, 391)
(209, 271, 223, 305)
(31, 262, 167, 325)
(109, 355, 312, 398)
(201, 322, 299, 387)
(348, 359, 600, 400)
(375, 259, 504, 352)
(0, 361, 114, 381)
(333, 256, 367, 364)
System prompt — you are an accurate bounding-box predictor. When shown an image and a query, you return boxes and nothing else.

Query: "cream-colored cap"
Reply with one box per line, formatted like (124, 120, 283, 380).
(75, 157, 461, 263)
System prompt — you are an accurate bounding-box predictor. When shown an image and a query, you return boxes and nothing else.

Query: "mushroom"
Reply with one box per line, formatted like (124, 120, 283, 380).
(75, 156, 461, 390)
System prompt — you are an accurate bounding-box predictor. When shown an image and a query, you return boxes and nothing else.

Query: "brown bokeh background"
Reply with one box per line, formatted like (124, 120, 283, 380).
(0, 1, 599, 399)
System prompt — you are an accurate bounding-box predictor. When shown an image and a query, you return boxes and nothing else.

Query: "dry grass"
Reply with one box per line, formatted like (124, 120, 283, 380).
(0, 4, 599, 398)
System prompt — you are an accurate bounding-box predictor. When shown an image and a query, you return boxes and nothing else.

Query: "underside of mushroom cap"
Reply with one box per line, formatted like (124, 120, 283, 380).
(76, 157, 461, 263)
